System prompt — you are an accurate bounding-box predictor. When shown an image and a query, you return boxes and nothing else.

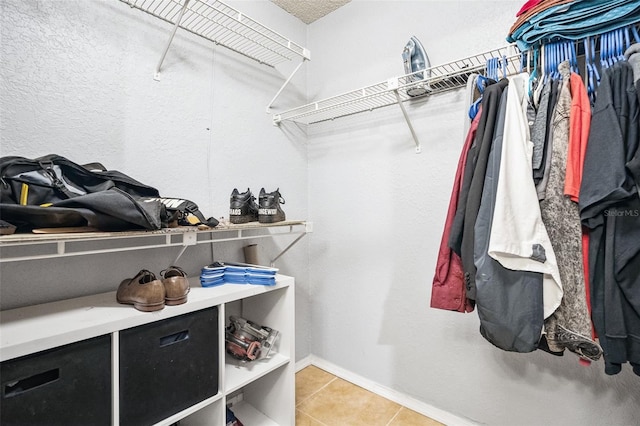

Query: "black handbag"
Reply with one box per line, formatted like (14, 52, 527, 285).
(0, 154, 168, 232)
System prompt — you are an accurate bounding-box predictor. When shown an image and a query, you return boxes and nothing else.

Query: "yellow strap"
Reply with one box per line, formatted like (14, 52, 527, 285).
(20, 183, 29, 205)
(186, 213, 200, 225)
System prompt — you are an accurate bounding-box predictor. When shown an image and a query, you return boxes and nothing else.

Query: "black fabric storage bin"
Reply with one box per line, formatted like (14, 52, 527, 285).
(119, 306, 219, 426)
(0, 334, 112, 426)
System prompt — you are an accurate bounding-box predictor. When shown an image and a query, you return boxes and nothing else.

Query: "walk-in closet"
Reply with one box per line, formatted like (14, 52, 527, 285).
(1, 1, 639, 425)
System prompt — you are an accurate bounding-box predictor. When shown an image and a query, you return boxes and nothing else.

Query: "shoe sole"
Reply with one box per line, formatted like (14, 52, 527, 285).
(165, 295, 188, 306)
(258, 214, 285, 223)
(230, 215, 258, 224)
(117, 298, 165, 312)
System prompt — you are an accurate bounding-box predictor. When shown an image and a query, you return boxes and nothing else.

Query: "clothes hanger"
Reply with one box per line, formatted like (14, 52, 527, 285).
(488, 57, 499, 81)
(561, 41, 570, 73)
(608, 31, 618, 66)
(468, 77, 486, 120)
(526, 49, 537, 102)
(633, 25, 640, 43)
(590, 35, 600, 89)
(551, 42, 560, 80)
(500, 55, 508, 79)
(617, 28, 626, 61)
(531, 44, 545, 106)
(600, 32, 610, 69)
(468, 64, 492, 120)
(624, 26, 631, 51)
(584, 37, 593, 93)
(613, 30, 622, 62)
(569, 41, 579, 74)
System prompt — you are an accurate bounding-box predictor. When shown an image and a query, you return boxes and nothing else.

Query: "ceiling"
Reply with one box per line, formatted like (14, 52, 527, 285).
(270, 0, 352, 24)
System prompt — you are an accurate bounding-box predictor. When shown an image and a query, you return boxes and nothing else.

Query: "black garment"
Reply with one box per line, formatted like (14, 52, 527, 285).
(580, 62, 638, 225)
(473, 86, 544, 352)
(449, 78, 509, 300)
(579, 61, 640, 376)
(605, 199, 640, 375)
(535, 79, 561, 200)
(534, 79, 559, 186)
(449, 78, 500, 257)
(629, 80, 640, 194)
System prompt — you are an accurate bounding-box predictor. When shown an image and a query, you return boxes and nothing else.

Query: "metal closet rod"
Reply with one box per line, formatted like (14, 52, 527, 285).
(273, 21, 640, 153)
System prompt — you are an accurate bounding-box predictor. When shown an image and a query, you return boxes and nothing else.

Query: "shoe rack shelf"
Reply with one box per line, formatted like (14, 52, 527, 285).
(0, 274, 296, 426)
(272, 46, 522, 152)
(0, 220, 311, 265)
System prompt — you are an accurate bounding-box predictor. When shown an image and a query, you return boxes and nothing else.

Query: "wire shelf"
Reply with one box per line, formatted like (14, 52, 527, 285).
(273, 46, 523, 125)
(120, 0, 309, 67)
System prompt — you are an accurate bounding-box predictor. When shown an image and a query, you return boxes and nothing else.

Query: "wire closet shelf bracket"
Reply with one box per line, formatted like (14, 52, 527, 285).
(119, 0, 310, 108)
(272, 45, 523, 153)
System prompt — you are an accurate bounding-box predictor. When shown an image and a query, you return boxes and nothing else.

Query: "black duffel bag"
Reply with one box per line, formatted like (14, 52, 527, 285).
(0, 154, 167, 232)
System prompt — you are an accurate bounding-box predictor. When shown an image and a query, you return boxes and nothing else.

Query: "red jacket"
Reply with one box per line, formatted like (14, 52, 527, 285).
(430, 110, 481, 313)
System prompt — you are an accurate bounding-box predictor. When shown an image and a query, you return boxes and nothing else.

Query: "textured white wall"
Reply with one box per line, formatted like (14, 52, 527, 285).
(0, 0, 311, 360)
(306, 0, 640, 425)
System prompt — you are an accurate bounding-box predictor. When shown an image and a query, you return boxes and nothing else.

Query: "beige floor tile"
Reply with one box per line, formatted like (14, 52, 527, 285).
(297, 377, 401, 426)
(388, 407, 445, 426)
(296, 409, 326, 426)
(296, 365, 336, 405)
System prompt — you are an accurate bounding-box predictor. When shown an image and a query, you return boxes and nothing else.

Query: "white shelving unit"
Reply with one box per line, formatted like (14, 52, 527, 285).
(273, 45, 523, 152)
(0, 275, 296, 426)
(0, 221, 304, 425)
(0, 220, 311, 265)
(118, 0, 310, 108)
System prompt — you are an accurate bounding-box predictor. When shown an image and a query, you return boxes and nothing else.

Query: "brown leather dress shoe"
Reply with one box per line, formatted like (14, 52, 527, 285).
(160, 266, 190, 305)
(117, 270, 165, 312)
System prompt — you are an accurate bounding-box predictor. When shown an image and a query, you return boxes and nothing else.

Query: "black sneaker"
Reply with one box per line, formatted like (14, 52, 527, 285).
(229, 188, 259, 224)
(258, 188, 286, 223)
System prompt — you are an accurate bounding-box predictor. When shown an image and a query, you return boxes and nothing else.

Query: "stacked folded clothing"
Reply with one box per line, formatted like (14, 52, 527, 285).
(200, 262, 226, 287)
(507, 0, 640, 50)
(200, 262, 278, 287)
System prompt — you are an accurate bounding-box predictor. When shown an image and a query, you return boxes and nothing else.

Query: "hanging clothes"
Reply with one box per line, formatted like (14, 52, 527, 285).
(535, 80, 561, 200)
(459, 79, 510, 301)
(566, 67, 594, 338)
(474, 82, 545, 353)
(449, 78, 508, 301)
(463, 73, 481, 137)
(539, 61, 601, 361)
(627, 44, 640, 191)
(487, 72, 563, 321)
(579, 60, 640, 376)
(430, 110, 482, 313)
(531, 81, 553, 179)
(565, 72, 592, 202)
(627, 43, 640, 81)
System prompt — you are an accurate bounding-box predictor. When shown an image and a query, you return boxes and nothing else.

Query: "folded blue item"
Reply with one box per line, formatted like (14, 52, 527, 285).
(224, 271, 248, 284)
(200, 262, 279, 287)
(247, 275, 277, 286)
(508, 0, 640, 50)
(201, 276, 225, 287)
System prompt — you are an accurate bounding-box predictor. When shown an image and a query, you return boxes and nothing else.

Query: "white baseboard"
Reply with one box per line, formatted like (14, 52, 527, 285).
(296, 355, 479, 426)
(295, 354, 314, 372)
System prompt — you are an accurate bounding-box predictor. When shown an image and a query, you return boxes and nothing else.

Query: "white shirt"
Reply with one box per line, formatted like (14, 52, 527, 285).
(488, 73, 563, 319)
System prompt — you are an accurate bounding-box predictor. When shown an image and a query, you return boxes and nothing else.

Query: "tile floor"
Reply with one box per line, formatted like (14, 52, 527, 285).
(295, 365, 444, 426)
